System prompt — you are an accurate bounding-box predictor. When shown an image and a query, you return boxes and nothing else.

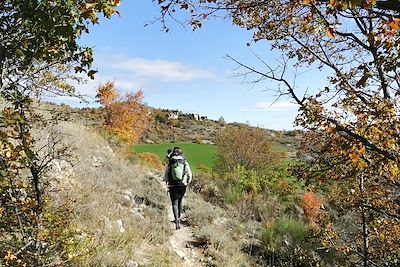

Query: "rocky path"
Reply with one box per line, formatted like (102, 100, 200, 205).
(158, 177, 205, 267)
(167, 207, 205, 267)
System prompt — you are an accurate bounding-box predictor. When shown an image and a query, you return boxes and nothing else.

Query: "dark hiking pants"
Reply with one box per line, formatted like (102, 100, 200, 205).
(169, 186, 186, 225)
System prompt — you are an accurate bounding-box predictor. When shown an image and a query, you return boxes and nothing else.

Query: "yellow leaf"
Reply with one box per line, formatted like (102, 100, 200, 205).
(349, 152, 358, 162)
(359, 145, 366, 156)
(4, 251, 17, 261)
(48, 47, 57, 54)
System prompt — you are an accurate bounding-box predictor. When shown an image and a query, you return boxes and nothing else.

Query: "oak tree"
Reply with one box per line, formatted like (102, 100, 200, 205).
(96, 81, 149, 145)
(214, 124, 282, 174)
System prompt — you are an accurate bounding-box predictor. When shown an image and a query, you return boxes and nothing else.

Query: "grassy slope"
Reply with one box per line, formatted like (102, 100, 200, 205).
(134, 143, 217, 174)
(134, 141, 296, 175)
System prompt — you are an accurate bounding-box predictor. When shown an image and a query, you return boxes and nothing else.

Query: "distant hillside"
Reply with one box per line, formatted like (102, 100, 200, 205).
(43, 102, 303, 156)
(140, 108, 303, 157)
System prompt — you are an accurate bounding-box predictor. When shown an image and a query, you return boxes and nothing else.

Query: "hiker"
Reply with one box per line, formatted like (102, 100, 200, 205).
(163, 147, 192, 230)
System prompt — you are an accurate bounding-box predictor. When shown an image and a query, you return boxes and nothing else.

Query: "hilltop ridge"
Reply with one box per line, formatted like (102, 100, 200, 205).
(141, 108, 303, 148)
(45, 102, 303, 151)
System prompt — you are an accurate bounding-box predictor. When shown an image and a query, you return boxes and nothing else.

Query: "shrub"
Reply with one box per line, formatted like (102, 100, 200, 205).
(138, 152, 164, 171)
(260, 217, 314, 265)
(261, 217, 307, 250)
(221, 184, 243, 205)
(152, 109, 168, 123)
(0, 190, 92, 266)
(301, 191, 324, 225)
(226, 165, 262, 194)
(214, 124, 283, 174)
(263, 162, 305, 203)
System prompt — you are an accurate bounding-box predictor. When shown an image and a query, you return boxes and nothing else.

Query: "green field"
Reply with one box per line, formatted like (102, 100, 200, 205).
(134, 143, 217, 173)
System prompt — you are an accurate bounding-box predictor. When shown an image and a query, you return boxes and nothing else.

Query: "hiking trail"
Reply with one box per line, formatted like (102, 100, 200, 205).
(158, 177, 206, 266)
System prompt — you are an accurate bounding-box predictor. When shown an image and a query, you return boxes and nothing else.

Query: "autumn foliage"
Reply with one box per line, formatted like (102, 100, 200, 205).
(214, 124, 283, 174)
(96, 81, 148, 144)
(137, 152, 164, 171)
(0, 0, 123, 264)
(301, 191, 323, 225)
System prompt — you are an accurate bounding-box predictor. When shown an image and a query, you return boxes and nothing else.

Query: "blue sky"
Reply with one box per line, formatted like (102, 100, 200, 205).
(61, 0, 305, 130)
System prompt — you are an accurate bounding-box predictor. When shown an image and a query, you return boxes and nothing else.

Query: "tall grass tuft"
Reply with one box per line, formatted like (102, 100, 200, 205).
(260, 217, 319, 266)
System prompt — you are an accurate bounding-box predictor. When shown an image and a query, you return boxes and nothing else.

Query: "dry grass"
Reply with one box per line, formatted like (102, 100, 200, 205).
(184, 191, 255, 266)
(37, 121, 178, 266)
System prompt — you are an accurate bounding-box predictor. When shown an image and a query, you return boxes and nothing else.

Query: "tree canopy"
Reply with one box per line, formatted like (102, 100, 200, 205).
(96, 81, 149, 144)
(0, 0, 120, 78)
(214, 124, 282, 174)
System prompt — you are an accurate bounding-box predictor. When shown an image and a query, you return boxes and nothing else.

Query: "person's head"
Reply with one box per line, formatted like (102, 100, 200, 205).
(173, 146, 182, 155)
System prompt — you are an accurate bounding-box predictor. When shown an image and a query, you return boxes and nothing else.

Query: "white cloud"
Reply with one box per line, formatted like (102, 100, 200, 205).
(43, 54, 218, 107)
(108, 57, 216, 82)
(241, 101, 298, 112)
(114, 79, 142, 91)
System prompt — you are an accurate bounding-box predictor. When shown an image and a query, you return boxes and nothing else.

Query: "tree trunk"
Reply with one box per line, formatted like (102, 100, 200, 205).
(360, 174, 369, 267)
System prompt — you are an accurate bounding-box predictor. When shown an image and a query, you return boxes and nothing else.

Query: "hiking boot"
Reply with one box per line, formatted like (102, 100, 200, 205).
(175, 220, 180, 230)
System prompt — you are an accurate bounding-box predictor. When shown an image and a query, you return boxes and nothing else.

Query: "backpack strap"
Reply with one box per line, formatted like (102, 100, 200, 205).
(182, 159, 187, 180)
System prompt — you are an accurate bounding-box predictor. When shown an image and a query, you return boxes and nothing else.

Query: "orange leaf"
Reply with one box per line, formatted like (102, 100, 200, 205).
(387, 19, 400, 30)
(349, 152, 358, 162)
(326, 26, 335, 38)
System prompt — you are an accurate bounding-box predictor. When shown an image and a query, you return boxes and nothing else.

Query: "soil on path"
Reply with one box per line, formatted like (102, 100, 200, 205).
(161, 179, 206, 267)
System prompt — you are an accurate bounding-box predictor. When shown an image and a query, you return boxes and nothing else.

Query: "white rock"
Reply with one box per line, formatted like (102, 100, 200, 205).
(45, 159, 75, 183)
(104, 218, 126, 233)
(116, 219, 125, 233)
(121, 189, 133, 197)
(104, 145, 114, 155)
